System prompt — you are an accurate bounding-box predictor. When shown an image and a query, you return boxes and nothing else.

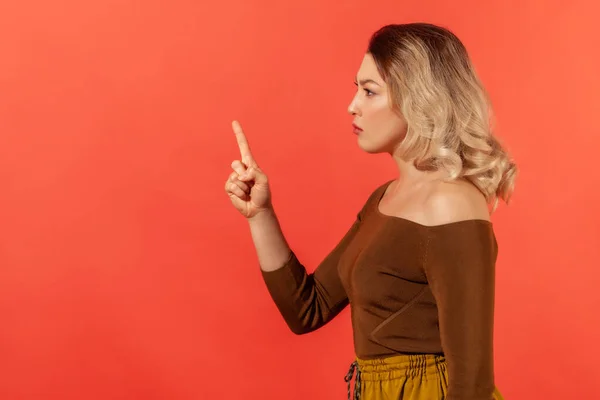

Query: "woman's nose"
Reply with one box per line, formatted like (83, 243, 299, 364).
(347, 99, 359, 116)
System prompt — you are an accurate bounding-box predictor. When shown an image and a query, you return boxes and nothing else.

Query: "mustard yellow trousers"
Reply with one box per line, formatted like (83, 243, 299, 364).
(344, 354, 503, 400)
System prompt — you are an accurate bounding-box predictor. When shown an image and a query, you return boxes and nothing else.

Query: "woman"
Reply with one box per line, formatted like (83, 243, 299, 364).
(224, 23, 516, 400)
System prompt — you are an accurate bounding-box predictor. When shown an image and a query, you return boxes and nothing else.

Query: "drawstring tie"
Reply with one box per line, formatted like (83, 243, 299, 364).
(344, 360, 361, 400)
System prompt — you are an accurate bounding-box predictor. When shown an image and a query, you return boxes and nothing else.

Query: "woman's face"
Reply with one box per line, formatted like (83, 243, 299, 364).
(347, 53, 407, 154)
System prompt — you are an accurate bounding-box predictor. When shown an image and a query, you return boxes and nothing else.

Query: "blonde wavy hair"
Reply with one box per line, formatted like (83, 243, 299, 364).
(368, 23, 517, 211)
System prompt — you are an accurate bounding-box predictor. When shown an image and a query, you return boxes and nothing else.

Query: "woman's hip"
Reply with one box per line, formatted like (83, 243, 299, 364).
(344, 353, 503, 400)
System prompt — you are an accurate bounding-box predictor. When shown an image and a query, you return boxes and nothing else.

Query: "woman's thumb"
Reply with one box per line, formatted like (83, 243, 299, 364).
(239, 166, 267, 184)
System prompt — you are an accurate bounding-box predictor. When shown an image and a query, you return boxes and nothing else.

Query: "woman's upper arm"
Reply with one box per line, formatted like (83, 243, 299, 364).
(421, 184, 498, 399)
(424, 223, 498, 399)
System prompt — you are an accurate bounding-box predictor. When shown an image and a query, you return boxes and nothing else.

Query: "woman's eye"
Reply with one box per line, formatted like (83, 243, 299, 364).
(354, 82, 374, 96)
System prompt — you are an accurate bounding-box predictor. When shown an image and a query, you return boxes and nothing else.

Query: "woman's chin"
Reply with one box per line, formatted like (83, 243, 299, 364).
(357, 138, 396, 155)
(357, 139, 382, 154)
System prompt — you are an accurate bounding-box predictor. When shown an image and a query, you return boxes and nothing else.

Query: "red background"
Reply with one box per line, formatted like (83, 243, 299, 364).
(1, 0, 598, 399)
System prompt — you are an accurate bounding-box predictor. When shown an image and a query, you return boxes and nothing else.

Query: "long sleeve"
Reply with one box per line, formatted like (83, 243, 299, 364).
(423, 222, 498, 400)
(260, 210, 364, 335)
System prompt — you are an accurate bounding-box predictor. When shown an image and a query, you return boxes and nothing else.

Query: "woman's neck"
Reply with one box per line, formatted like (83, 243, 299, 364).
(391, 154, 451, 192)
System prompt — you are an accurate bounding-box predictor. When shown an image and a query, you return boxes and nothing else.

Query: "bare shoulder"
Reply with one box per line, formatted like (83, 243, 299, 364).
(423, 179, 491, 226)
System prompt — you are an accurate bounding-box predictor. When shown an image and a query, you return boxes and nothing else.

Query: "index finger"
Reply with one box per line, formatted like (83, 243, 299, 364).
(232, 120, 256, 166)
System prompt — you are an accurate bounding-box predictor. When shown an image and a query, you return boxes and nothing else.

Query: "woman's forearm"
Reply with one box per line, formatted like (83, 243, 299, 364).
(247, 207, 292, 272)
